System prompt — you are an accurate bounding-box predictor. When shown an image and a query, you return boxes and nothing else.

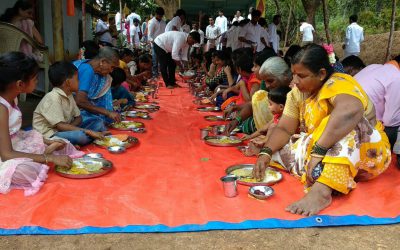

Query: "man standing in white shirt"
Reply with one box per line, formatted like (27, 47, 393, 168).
(165, 9, 186, 32)
(205, 17, 221, 51)
(299, 19, 315, 46)
(127, 9, 141, 28)
(130, 18, 140, 48)
(115, 11, 122, 32)
(256, 17, 270, 52)
(226, 21, 241, 52)
(232, 10, 244, 24)
(247, 7, 254, 20)
(95, 12, 113, 47)
(343, 15, 364, 58)
(148, 7, 166, 78)
(238, 9, 261, 51)
(268, 14, 281, 53)
(191, 22, 204, 53)
(154, 31, 200, 88)
(181, 21, 191, 33)
(215, 10, 228, 50)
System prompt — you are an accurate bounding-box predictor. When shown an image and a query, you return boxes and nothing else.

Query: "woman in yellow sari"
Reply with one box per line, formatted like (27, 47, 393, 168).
(254, 44, 391, 216)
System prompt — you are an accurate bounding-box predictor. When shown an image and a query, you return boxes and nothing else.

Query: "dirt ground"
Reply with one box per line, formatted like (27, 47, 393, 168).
(1, 224, 400, 249)
(334, 31, 400, 64)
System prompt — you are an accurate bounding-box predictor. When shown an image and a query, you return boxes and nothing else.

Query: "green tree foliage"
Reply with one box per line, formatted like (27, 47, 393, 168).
(264, 0, 399, 45)
(86, 0, 157, 17)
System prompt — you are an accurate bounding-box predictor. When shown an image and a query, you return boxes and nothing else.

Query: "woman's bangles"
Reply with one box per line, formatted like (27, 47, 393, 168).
(258, 146, 272, 158)
(235, 116, 242, 123)
(311, 142, 329, 158)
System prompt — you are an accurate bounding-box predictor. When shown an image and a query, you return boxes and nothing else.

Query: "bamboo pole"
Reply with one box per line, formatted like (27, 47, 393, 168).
(385, 0, 397, 62)
(52, 0, 64, 61)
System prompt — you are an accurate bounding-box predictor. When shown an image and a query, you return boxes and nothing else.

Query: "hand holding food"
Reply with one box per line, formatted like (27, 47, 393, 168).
(85, 130, 105, 140)
(50, 155, 73, 168)
(107, 111, 121, 123)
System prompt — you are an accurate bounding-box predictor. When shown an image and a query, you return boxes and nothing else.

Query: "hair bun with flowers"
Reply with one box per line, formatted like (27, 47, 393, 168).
(322, 43, 336, 65)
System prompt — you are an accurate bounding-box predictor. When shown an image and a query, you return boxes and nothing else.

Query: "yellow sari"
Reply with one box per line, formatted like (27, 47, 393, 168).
(271, 73, 391, 194)
(252, 90, 273, 130)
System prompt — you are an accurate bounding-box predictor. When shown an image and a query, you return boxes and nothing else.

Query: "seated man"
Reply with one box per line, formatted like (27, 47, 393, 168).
(33, 62, 106, 146)
(341, 55, 365, 76)
(355, 55, 400, 167)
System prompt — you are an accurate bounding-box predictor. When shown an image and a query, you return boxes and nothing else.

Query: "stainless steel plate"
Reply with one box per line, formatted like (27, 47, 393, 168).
(122, 111, 151, 119)
(197, 107, 221, 112)
(134, 104, 160, 110)
(111, 121, 145, 131)
(204, 115, 232, 121)
(204, 135, 242, 147)
(55, 158, 113, 179)
(94, 136, 139, 149)
(225, 164, 283, 186)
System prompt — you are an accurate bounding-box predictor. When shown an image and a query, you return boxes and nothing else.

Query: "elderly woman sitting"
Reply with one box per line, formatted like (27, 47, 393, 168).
(254, 44, 391, 216)
(224, 55, 290, 135)
(74, 47, 121, 129)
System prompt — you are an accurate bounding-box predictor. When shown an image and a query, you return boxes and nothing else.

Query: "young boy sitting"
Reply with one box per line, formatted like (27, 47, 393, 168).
(33, 61, 107, 146)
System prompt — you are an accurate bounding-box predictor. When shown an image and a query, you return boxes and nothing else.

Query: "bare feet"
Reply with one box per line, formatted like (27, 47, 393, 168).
(286, 182, 332, 216)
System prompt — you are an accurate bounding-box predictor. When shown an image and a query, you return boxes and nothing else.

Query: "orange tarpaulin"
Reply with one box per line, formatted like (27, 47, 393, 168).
(1, 83, 400, 234)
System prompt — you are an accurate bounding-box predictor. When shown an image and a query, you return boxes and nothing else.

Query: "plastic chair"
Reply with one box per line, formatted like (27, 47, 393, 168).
(0, 21, 50, 100)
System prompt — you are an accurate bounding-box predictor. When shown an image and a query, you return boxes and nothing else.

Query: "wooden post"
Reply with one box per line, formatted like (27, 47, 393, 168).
(82, 0, 86, 41)
(322, 0, 331, 44)
(385, 0, 397, 62)
(119, 0, 123, 31)
(52, 0, 64, 61)
(284, 1, 293, 48)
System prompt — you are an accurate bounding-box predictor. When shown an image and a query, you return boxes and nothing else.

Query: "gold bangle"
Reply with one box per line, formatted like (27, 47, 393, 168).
(43, 154, 49, 164)
(310, 153, 325, 159)
(258, 152, 272, 158)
